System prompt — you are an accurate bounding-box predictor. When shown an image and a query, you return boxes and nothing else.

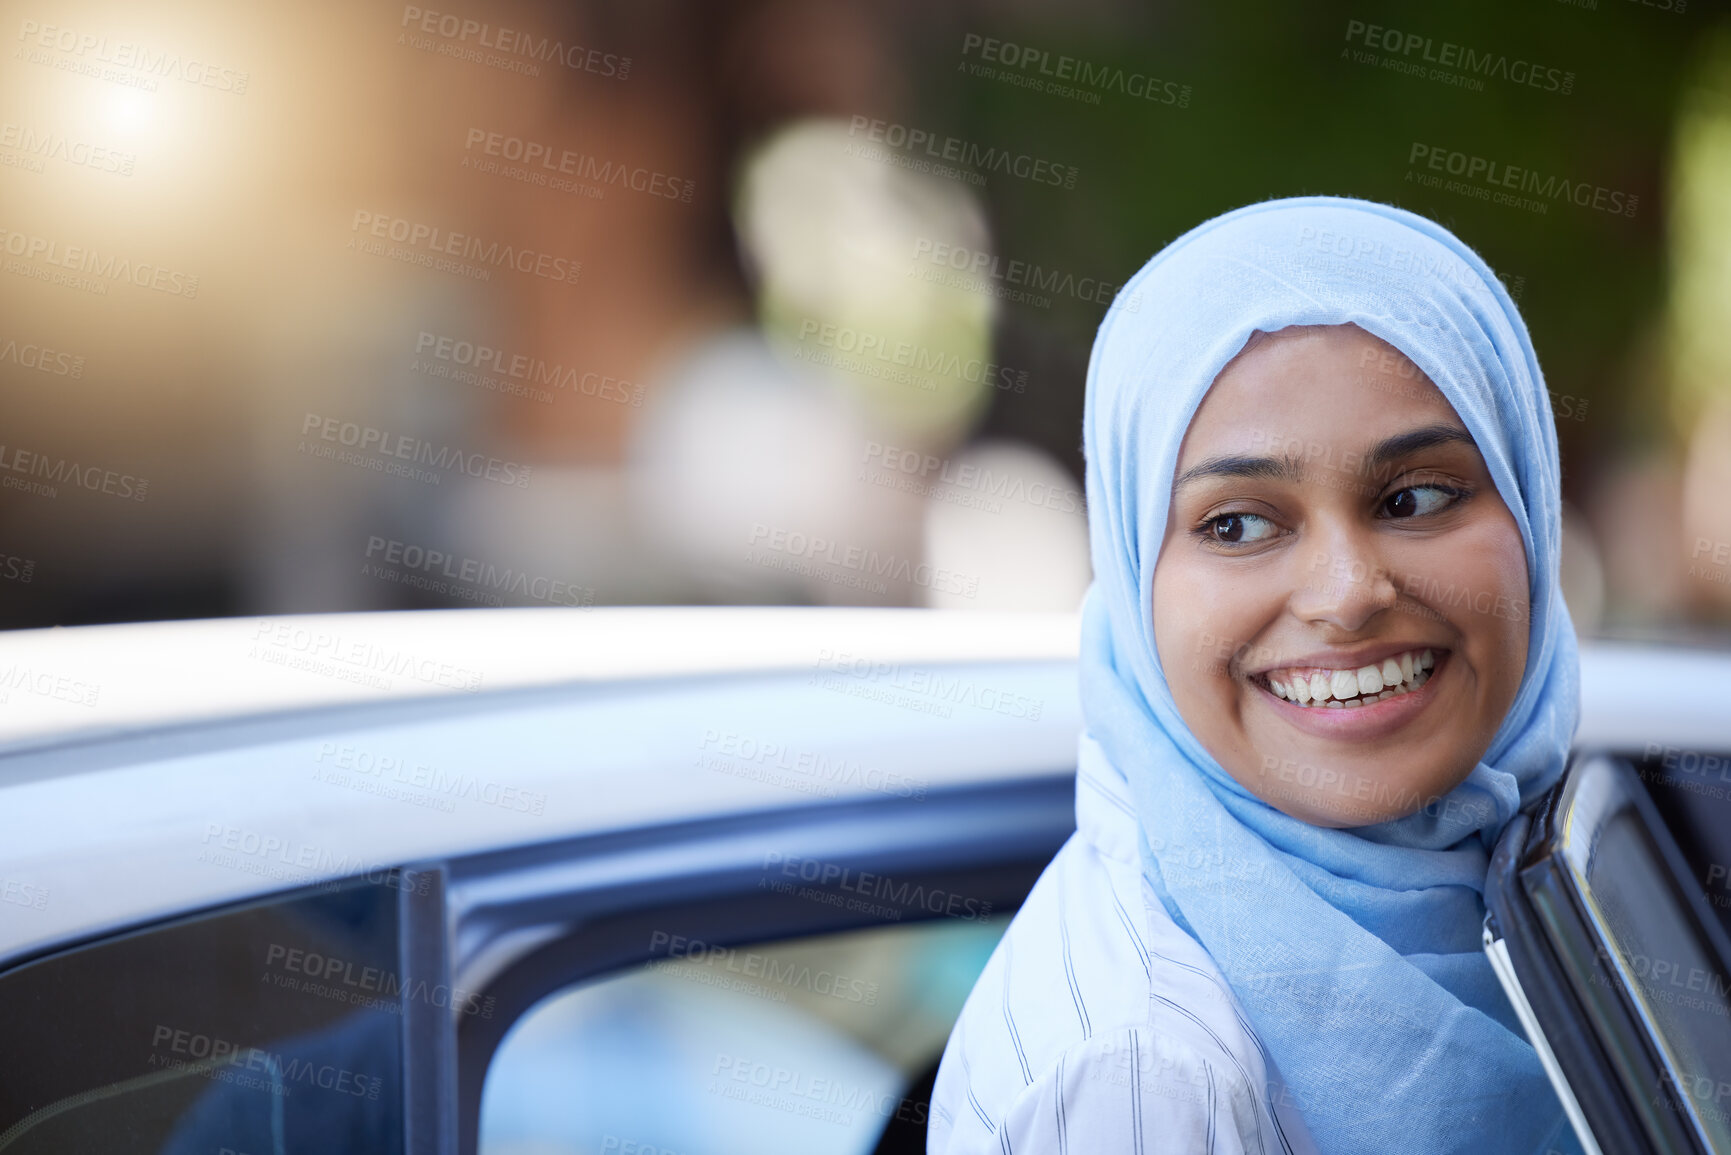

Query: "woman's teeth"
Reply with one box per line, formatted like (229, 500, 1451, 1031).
(1265, 649, 1435, 708)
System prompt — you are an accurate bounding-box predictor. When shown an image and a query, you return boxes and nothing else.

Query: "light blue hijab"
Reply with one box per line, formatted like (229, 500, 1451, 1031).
(1079, 196, 1581, 1154)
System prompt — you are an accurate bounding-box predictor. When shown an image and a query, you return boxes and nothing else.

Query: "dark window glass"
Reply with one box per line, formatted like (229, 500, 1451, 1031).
(1632, 748, 1731, 941)
(0, 874, 414, 1155)
(1585, 808, 1731, 1147)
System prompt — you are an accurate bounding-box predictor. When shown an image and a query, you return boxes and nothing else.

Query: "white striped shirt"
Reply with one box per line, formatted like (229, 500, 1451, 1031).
(929, 759, 1319, 1155)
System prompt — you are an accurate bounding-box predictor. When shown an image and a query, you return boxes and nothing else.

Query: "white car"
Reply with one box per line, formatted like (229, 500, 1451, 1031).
(0, 609, 1725, 1155)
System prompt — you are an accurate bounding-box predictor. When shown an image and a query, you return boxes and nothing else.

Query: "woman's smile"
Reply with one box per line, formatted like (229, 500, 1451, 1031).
(1249, 646, 1446, 740)
(1152, 323, 1529, 827)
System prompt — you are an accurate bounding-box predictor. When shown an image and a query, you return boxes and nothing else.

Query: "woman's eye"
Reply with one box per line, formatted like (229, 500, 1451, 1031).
(1205, 512, 1278, 544)
(1382, 484, 1461, 518)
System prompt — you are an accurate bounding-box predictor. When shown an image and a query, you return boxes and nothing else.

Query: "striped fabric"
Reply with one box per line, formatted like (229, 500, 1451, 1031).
(929, 758, 1319, 1154)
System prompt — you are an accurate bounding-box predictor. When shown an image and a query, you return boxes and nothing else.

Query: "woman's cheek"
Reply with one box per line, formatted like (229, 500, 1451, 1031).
(1161, 563, 1284, 751)
(1396, 515, 1529, 760)
(1154, 559, 1227, 698)
(1402, 518, 1524, 617)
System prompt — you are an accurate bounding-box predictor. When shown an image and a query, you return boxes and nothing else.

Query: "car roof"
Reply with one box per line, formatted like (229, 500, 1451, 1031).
(0, 607, 1082, 750)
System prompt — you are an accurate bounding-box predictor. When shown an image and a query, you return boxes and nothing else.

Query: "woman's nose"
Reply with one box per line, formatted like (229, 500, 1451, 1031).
(1287, 537, 1399, 632)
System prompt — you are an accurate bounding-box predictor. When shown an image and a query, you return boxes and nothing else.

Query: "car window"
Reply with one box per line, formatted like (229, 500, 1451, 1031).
(478, 915, 1009, 1155)
(0, 874, 416, 1155)
(1634, 745, 1731, 940)
(1579, 805, 1731, 1149)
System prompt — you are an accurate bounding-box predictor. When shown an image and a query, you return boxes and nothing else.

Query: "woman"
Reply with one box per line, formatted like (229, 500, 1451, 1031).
(928, 197, 1581, 1154)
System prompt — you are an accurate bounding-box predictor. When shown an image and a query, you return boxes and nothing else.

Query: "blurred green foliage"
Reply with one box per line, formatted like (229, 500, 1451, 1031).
(907, 0, 1714, 493)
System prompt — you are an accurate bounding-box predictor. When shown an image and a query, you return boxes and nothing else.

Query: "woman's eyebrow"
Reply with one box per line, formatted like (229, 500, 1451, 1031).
(1361, 423, 1477, 472)
(1172, 452, 1303, 490)
(1171, 423, 1476, 492)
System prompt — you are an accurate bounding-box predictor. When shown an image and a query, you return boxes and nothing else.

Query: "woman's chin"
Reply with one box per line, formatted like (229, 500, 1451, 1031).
(1257, 762, 1457, 828)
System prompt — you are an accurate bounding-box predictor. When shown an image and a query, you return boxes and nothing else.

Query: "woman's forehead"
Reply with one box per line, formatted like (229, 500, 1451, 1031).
(1174, 324, 1471, 470)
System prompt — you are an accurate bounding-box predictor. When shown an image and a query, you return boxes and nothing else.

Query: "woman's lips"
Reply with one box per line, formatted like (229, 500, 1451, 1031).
(1254, 651, 1449, 740)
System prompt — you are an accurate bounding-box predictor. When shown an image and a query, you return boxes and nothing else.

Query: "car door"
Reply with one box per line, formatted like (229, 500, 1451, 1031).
(1484, 640, 1731, 1155)
(0, 654, 1081, 1155)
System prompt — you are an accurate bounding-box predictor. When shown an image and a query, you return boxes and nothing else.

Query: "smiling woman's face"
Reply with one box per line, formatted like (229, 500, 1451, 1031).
(1151, 324, 1529, 828)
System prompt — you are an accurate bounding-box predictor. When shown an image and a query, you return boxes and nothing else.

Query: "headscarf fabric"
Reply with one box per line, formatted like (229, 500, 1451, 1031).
(1079, 196, 1581, 1154)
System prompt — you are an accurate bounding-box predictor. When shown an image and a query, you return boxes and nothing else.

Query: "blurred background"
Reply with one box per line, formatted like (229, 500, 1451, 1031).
(3, 0, 1730, 637)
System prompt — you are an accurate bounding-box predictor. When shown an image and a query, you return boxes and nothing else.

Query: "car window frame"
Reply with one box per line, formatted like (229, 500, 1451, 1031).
(439, 773, 1075, 1155)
